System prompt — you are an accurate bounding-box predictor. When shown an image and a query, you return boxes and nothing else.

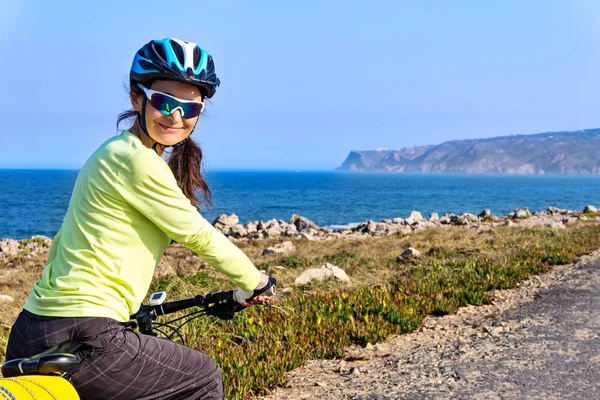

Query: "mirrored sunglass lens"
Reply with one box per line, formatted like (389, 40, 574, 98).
(181, 103, 202, 118)
(149, 93, 202, 118)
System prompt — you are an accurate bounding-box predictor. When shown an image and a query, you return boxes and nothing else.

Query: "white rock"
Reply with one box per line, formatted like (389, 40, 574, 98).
(289, 214, 320, 231)
(262, 241, 295, 256)
(294, 263, 350, 285)
(0, 295, 14, 303)
(300, 232, 316, 241)
(261, 228, 281, 239)
(402, 247, 421, 258)
(230, 224, 248, 238)
(405, 211, 425, 225)
(584, 205, 598, 213)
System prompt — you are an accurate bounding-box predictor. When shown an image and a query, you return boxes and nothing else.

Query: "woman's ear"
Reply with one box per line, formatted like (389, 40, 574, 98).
(131, 91, 143, 112)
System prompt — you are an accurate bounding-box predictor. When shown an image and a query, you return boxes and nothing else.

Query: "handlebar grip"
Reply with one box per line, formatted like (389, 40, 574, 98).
(252, 276, 277, 298)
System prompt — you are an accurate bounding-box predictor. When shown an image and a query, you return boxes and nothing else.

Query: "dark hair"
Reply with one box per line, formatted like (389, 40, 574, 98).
(116, 82, 212, 209)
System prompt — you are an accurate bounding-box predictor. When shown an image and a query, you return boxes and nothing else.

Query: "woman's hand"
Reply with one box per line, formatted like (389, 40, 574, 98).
(233, 274, 277, 307)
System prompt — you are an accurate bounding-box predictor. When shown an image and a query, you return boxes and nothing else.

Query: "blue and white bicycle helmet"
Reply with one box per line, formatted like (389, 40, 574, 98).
(131, 38, 220, 98)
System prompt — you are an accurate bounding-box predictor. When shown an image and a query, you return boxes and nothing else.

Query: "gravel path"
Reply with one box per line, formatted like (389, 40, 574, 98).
(259, 251, 600, 399)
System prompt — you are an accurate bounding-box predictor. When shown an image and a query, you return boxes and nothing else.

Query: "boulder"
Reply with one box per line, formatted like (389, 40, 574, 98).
(405, 211, 425, 225)
(299, 232, 316, 241)
(264, 227, 282, 238)
(289, 214, 320, 231)
(396, 247, 421, 262)
(0, 238, 19, 258)
(357, 220, 377, 234)
(584, 205, 598, 214)
(511, 207, 532, 219)
(439, 214, 453, 224)
(262, 241, 295, 256)
(374, 222, 388, 236)
(283, 225, 298, 236)
(294, 263, 350, 286)
(386, 224, 406, 235)
(212, 213, 239, 234)
(230, 224, 248, 238)
(300, 228, 318, 236)
(265, 219, 279, 230)
(429, 213, 439, 222)
(0, 295, 14, 303)
(478, 209, 492, 218)
(547, 206, 566, 215)
(242, 222, 257, 234)
(451, 213, 478, 225)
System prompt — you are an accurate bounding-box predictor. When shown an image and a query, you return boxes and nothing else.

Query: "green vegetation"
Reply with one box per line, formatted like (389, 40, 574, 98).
(153, 224, 600, 399)
(17, 236, 50, 249)
(1, 224, 600, 399)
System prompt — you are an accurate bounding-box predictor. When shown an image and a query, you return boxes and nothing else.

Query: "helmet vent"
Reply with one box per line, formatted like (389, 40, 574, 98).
(152, 42, 167, 62)
(206, 55, 214, 72)
(138, 59, 155, 71)
(193, 47, 201, 69)
(170, 39, 185, 66)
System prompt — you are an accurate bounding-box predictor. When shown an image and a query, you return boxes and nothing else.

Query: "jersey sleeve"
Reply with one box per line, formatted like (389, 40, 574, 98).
(116, 149, 260, 291)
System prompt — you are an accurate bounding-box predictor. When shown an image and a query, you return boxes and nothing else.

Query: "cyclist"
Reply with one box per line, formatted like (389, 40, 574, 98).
(4, 38, 271, 400)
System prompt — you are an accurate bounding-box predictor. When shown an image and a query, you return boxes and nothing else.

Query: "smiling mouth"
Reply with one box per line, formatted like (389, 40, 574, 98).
(158, 123, 183, 132)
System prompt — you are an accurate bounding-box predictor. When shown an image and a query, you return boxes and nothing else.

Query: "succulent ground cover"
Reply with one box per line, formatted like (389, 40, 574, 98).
(1, 222, 600, 399)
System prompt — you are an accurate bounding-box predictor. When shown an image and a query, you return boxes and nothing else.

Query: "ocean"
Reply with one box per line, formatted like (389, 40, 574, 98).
(1, 169, 599, 240)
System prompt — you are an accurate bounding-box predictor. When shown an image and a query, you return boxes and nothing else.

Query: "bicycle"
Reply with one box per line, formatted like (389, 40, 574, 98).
(0, 282, 276, 400)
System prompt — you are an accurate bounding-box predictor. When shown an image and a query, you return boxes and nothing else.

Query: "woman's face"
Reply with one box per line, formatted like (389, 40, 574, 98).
(132, 79, 204, 147)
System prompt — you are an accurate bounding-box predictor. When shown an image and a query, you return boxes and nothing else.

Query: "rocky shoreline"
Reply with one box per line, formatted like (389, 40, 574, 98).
(1, 205, 598, 259)
(212, 205, 600, 242)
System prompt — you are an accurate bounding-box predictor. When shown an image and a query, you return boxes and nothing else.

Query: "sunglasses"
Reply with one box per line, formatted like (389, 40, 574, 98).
(137, 83, 205, 119)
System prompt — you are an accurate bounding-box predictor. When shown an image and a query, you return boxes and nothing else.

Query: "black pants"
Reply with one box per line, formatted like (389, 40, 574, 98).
(5, 310, 224, 400)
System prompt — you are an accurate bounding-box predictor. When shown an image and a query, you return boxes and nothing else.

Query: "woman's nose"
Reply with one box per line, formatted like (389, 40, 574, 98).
(168, 108, 184, 122)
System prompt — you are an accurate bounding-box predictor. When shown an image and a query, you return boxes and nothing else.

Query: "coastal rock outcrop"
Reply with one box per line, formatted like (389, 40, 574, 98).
(198, 206, 600, 245)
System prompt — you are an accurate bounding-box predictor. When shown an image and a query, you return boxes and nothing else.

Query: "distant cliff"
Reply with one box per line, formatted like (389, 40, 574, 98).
(336, 128, 600, 174)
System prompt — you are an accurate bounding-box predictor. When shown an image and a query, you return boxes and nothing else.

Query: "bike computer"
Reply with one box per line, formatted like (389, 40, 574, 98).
(149, 291, 167, 306)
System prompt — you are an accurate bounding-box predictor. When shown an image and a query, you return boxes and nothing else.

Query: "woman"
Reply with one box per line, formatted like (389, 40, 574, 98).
(5, 38, 271, 400)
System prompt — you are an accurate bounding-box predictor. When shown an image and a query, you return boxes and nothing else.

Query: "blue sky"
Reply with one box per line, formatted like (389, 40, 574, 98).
(1, 1, 600, 170)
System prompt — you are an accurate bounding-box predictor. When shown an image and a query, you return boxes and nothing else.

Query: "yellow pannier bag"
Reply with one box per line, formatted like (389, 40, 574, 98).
(0, 375, 79, 400)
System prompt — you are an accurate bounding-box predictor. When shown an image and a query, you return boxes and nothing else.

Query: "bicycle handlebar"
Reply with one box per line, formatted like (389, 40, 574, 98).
(130, 283, 276, 337)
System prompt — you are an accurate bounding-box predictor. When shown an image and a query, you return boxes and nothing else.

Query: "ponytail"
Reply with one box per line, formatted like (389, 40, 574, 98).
(166, 137, 212, 209)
